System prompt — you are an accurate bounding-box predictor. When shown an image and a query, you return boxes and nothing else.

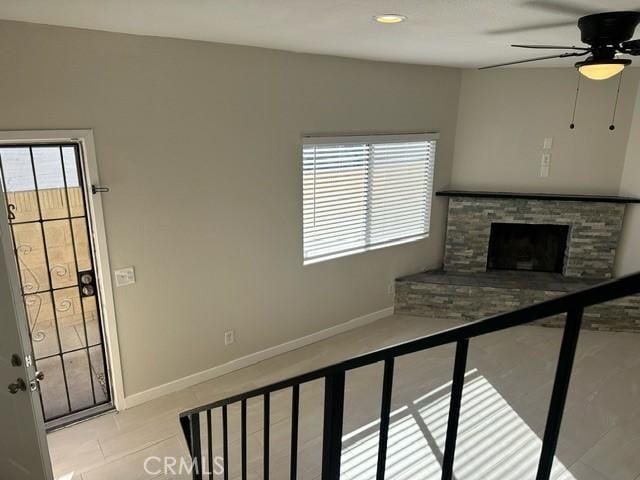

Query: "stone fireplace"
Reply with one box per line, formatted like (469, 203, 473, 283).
(395, 190, 640, 332)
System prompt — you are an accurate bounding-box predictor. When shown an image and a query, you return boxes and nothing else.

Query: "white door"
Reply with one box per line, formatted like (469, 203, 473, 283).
(0, 201, 52, 478)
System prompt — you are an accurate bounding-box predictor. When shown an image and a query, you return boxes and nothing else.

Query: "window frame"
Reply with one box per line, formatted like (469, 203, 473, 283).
(302, 132, 439, 265)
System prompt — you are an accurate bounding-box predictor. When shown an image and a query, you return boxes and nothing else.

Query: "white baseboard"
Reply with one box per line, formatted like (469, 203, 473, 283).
(123, 306, 394, 409)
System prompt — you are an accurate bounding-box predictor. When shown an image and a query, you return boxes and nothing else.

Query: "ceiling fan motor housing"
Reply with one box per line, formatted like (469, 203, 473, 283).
(578, 11, 640, 47)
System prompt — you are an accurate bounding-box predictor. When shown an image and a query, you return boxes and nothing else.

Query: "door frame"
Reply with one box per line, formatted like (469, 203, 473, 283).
(0, 129, 125, 412)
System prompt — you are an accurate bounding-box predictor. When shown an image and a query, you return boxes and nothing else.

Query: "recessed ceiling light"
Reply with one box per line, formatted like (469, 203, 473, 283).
(374, 14, 407, 24)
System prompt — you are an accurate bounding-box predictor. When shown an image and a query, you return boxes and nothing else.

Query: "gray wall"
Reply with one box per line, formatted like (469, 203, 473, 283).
(0, 21, 461, 396)
(451, 69, 640, 194)
(616, 85, 640, 275)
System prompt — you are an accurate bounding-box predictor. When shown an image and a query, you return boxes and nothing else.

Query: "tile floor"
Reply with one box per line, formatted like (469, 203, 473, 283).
(35, 320, 109, 420)
(47, 315, 640, 480)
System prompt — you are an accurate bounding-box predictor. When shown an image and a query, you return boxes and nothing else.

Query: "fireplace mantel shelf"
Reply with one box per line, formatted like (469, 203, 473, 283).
(436, 189, 640, 204)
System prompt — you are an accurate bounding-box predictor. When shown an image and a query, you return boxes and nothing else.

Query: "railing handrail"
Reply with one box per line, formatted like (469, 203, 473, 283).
(180, 271, 640, 419)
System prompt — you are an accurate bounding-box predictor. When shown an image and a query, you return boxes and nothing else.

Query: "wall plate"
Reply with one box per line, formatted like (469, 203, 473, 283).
(114, 267, 136, 287)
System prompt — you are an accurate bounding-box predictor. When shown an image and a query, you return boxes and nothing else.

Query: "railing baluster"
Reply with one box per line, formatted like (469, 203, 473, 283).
(441, 338, 469, 480)
(241, 399, 247, 480)
(180, 415, 192, 453)
(190, 413, 203, 480)
(222, 405, 229, 480)
(206, 409, 213, 480)
(322, 372, 346, 480)
(181, 413, 198, 480)
(264, 392, 270, 480)
(536, 307, 584, 480)
(376, 358, 395, 480)
(290, 384, 300, 480)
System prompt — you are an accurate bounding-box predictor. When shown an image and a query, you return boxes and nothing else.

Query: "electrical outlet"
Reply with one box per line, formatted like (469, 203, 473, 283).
(543, 137, 553, 149)
(224, 330, 235, 346)
(387, 283, 395, 295)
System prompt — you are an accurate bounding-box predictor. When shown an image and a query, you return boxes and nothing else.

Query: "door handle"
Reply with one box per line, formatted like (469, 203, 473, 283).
(8, 378, 27, 394)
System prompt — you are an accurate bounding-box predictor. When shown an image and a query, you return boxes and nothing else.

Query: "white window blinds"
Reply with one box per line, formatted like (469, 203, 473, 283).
(303, 133, 437, 264)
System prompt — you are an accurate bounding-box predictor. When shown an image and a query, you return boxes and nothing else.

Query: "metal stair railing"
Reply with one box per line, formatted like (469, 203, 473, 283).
(180, 271, 640, 480)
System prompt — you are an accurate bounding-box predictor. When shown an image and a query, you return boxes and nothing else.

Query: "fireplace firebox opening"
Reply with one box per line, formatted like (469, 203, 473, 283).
(487, 223, 569, 274)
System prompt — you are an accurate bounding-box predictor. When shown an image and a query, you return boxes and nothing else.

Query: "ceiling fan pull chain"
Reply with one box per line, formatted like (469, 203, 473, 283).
(569, 72, 582, 129)
(609, 72, 624, 131)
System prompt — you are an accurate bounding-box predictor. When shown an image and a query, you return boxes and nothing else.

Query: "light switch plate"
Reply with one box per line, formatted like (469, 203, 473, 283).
(114, 267, 136, 287)
(543, 137, 553, 149)
(540, 165, 550, 178)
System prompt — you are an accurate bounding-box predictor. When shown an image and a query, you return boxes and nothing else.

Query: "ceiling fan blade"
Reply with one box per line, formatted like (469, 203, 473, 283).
(479, 51, 588, 70)
(621, 39, 640, 54)
(512, 44, 589, 50)
(521, 0, 594, 17)
(487, 20, 577, 35)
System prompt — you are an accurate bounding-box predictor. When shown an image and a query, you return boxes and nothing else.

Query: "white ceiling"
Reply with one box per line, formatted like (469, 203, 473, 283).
(1, 0, 639, 67)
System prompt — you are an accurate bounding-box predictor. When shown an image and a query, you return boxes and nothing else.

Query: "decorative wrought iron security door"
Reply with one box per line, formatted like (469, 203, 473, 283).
(0, 143, 111, 425)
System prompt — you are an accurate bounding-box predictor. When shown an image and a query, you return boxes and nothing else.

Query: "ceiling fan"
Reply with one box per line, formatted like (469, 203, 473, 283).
(481, 10, 640, 80)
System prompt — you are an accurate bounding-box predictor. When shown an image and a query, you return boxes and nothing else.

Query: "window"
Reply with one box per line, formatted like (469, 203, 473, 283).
(303, 133, 437, 264)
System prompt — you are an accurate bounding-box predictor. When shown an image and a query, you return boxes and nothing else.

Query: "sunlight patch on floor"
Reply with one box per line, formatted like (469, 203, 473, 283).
(341, 371, 575, 480)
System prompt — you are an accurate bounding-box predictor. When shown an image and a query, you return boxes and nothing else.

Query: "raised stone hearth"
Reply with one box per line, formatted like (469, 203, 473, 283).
(395, 270, 640, 331)
(395, 190, 640, 332)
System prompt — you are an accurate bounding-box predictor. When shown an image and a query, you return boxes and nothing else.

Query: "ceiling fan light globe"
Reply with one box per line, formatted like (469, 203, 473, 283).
(578, 63, 625, 80)
(575, 58, 631, 80)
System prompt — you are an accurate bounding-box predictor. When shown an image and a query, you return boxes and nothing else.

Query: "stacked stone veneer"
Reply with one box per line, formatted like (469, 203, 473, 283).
(443, 197, 625, 279)
(395, 194, 640, 332)
(395, 273, 640, 332)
